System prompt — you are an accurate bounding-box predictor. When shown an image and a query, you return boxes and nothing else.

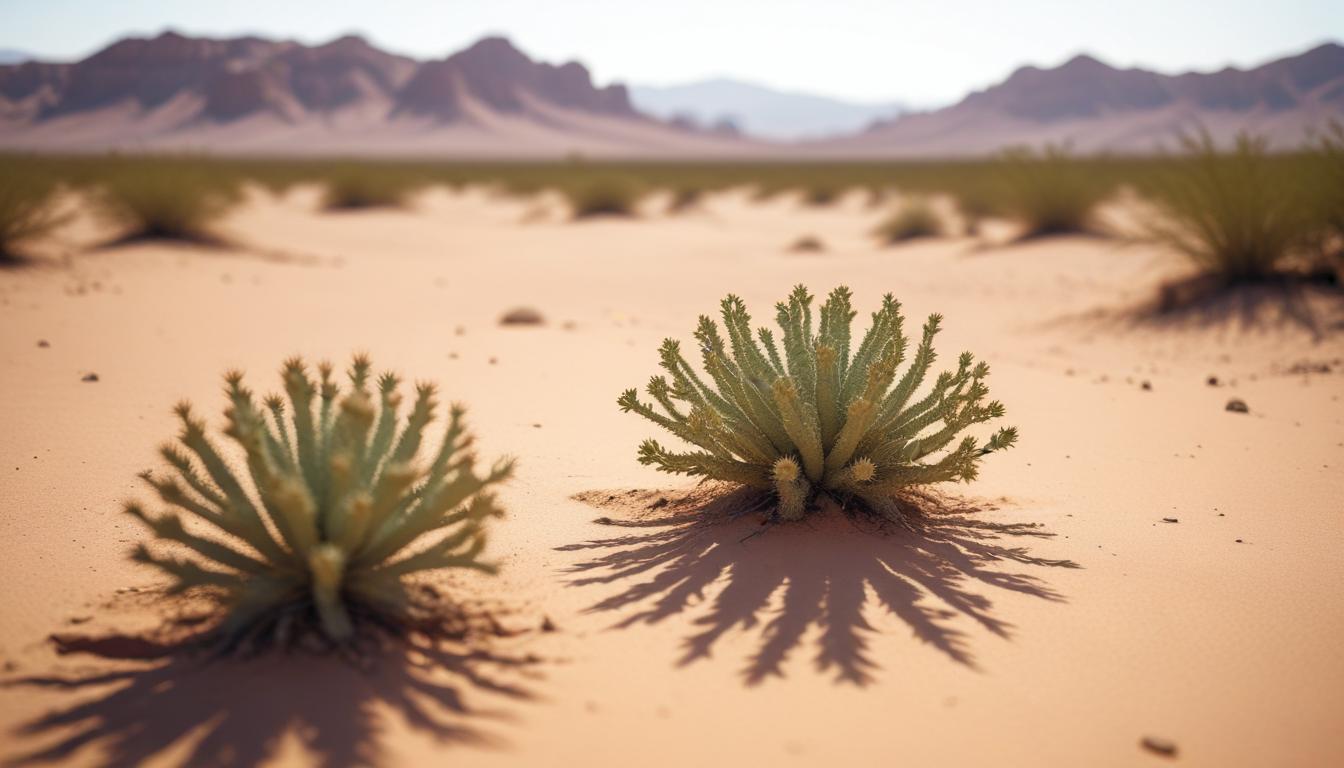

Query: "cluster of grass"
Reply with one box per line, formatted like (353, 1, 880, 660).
(92, 158, 243, 243)
(321, 164, 429, 210)
(1308, 121, 1344, 265)
(0, 157, 65, 263)
(995, 144, 1116, 238)
(875, 198, 944, 244)
(1142, 132, 1316, 287)
(561, 174, 645, 219)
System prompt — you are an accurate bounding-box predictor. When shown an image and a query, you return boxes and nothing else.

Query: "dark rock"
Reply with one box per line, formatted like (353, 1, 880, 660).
(1141, 736, 1178, 757)
(81, 372, 99, 382)
(1141, 380, 1152, 391)
(1225, 398, 1249, 413)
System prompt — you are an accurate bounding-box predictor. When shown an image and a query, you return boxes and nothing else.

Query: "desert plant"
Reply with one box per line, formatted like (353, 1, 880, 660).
(95, 160, 242, 241)
(0, 160, 65, 262)
(125, 355, 514, 648)
(875, 198, 944, 243)
(619, 286, 1017, 522)
(564, 175, 643, 219)
(955, 183, 1001, 236)
(1308, 120, 1344, 260)
(321, 165, 425, 210)
(1144, 131, 1314, 283)
(997, 144, 1111, 237)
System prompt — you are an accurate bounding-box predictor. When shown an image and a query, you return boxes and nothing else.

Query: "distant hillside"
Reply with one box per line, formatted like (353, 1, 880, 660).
(818, 42, 1344, 155)
(630, 78, 905, 141)
(0, 32, 750, 157)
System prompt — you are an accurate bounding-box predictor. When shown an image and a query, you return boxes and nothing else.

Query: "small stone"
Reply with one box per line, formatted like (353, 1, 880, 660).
(1141, 736, 1178, 757)
(81, 373, 99, 382)
(1206, 375, 1218, 386)
(1162, 517, 1179, 523)
(68, 615, 91, 625)
(1235, 539, 1243, 543)
(499, 307, 545, 326)
(541, 616, 557, 632)
(37, 340, 50, 348)
(1141, 380, 1152, 391)
(488, 357, 498, 365)
(1225, 398, 1249, 413)
(532, 423, 542, 428)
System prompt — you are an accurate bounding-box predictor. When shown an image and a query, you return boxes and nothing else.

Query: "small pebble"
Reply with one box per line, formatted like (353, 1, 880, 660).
(1162, 517, 1179, 523)
(1225, 398, 1249, 413)
(1235, 539, 1243, 543)
(1141, 736, 1178, 757)
(1206, 375, 1218, 386)
(81, 373, 99, 383)
(1141, 381, 1152, 391)
(499, 307, 545, 326)
(541, 616, 557, 632)
(37, 340, 50, 348)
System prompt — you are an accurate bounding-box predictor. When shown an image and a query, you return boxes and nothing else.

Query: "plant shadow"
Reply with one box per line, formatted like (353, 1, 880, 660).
(3, 620, 542, 767)
(1134, 274, 1344, 341)
(561, 487, 1079, 686)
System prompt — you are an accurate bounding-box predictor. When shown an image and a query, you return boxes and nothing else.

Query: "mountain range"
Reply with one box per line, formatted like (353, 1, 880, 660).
(630, 78, 905, 140)
(1, 32, 1341, 156)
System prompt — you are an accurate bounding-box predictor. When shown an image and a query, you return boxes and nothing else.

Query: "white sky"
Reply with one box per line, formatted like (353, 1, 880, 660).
(1, 0, 1341, 106)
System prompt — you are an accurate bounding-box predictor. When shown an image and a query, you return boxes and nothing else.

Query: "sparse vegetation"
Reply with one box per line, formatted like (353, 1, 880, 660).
(563, 175, 644, 219)
(94, 160, 241, 242)
(1308, 120, 1344, 264)
(321, 165, 426, 210)
(619, 286, 1017, 522)
(1144, 132, 1315, 284)
(997, 144, 1112, 238)
(788, 235, 826, 253)
(126, 355, 514, 648)
(875, 198, 944, 243)
(0, 159, 65, 263)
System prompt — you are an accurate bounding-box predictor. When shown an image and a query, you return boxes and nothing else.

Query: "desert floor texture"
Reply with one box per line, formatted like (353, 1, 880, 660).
(1, 187, 1342, 767)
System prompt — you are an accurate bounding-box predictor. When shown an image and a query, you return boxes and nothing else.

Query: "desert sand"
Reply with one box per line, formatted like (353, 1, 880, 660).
(1, 186, 1342, 767)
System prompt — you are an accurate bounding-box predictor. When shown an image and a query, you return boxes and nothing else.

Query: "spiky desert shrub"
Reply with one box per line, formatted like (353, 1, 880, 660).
(997, 144, 1111, 237)
(875, 198, 944, 243)
(564, 175, 643, 219)
(95, 160, 242, 241)
(1144, 132, 1314, 283)
(126, 356, 514, 647)
(619, 286, 1017, 522)
(0, 160, 65, 262)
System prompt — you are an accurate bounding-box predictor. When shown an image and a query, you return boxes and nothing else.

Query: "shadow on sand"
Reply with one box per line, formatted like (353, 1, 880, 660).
(1137, 274, 1344, 340)
(560, 487, 1079, 686)
(3, 621, 542, 767)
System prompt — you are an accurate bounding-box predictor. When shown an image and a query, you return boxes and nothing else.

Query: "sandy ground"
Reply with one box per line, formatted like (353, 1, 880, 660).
(1, 186, 1342, 767)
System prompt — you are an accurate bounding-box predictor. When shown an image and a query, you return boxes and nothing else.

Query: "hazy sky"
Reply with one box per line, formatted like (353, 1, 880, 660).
(1, 0, 1341, 105)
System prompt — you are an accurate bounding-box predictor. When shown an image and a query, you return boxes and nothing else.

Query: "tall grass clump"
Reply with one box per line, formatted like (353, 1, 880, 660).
(1308, 121, 1344, 262)
(875, 198, 944, 244)
(563, 175, 644, 219)
(997, 144, 1111, 238)
(126, 355, 514, 649)
(0, 159, 65, 263)
(321, 165, 426, 210)
(1144, 132, 1315, 285)
(619, 286, 1017, 522)
(95, 160, 242, 242)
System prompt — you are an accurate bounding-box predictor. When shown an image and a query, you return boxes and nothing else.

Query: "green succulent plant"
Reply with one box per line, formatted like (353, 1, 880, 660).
(619, 286, 1017, 522)
(126, 355, 514, 647)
